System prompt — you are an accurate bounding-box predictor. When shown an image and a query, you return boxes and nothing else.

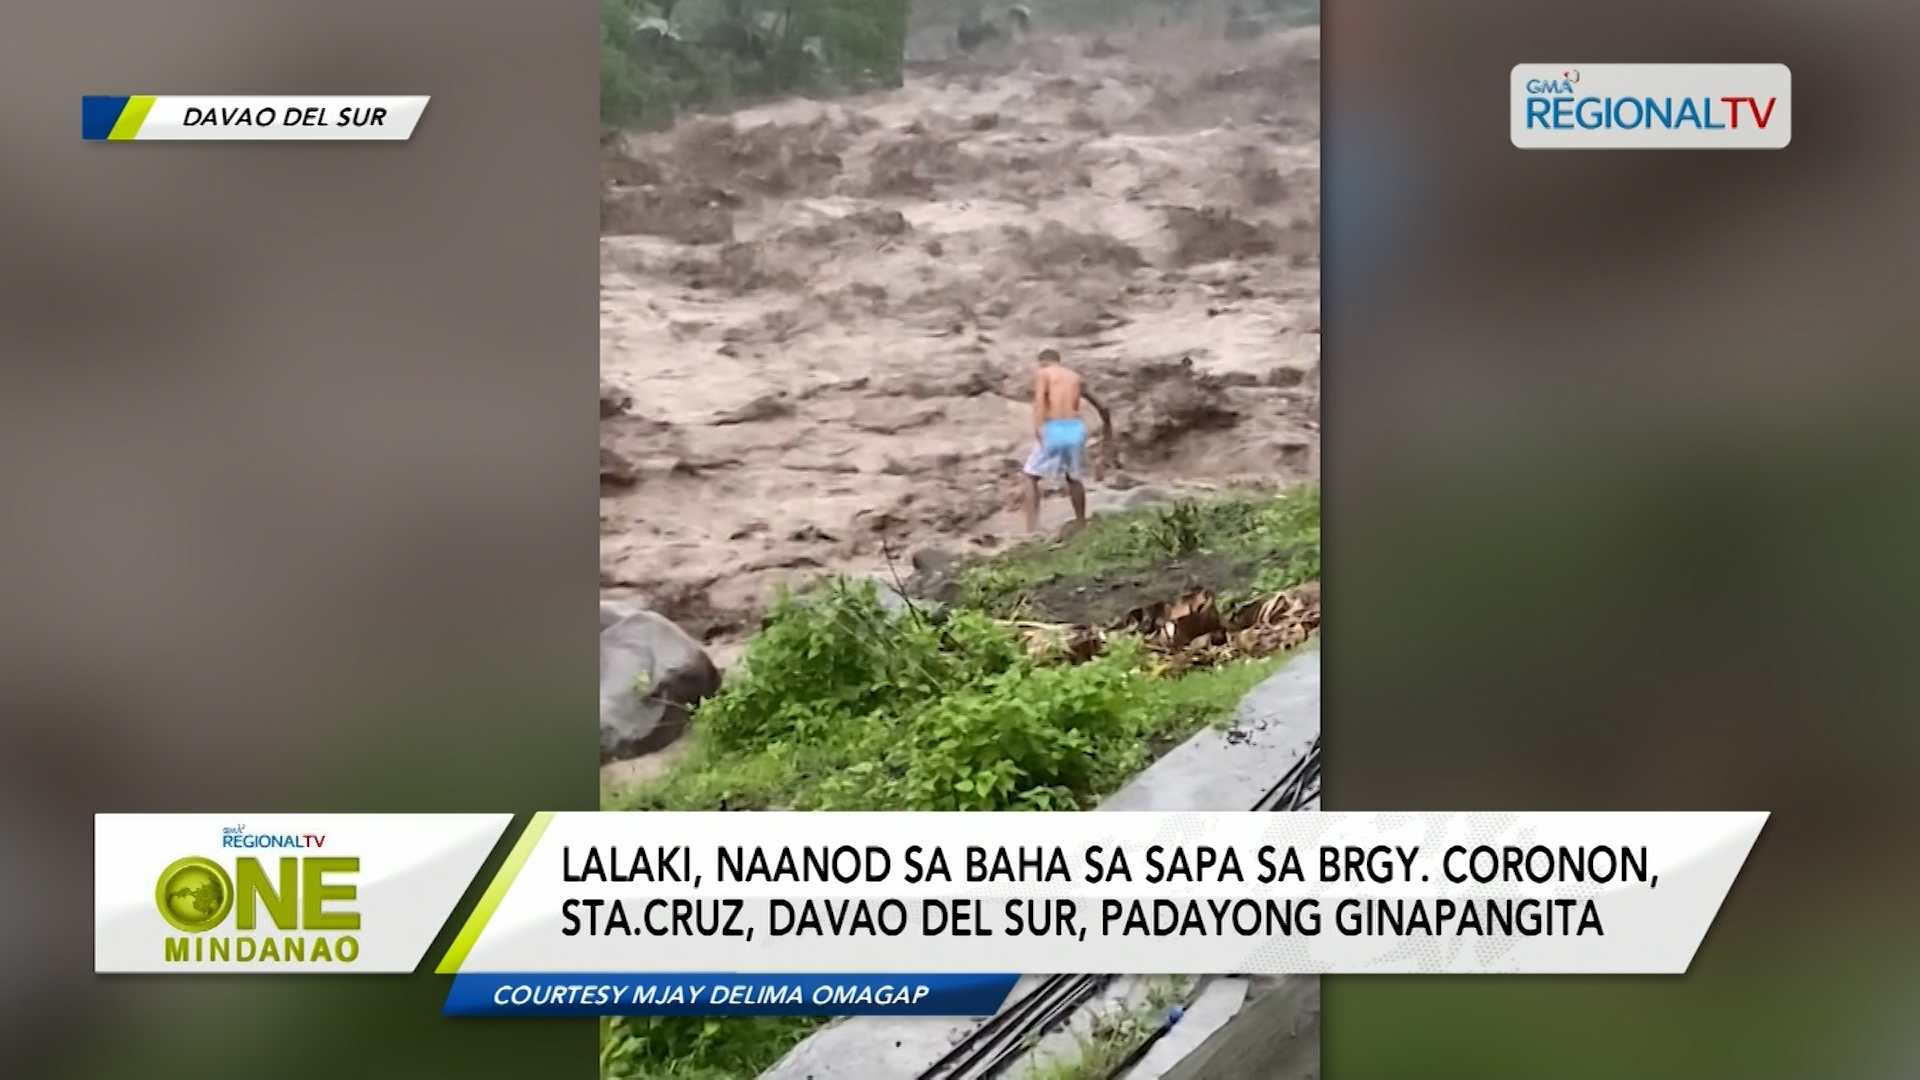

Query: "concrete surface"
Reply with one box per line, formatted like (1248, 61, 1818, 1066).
(757, 649, 1320, 1080)
(1154, 976, 1320, 1080)
(758, 975, 1053, 1080)
(1004, 977, 1150, 1077)
(1121, 978, 1251, 1080)
(1101, 647, 1319, 812)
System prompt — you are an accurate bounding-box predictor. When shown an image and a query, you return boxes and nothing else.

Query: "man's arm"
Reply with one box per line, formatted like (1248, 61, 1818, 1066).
(1082, 386, 1114, 439)
(1031, 373, 1049, 441)
(1082, 386, 1117, 465)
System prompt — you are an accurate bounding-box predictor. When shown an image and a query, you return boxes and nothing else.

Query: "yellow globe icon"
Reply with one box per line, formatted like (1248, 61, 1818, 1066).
(155, 856, 233, 933)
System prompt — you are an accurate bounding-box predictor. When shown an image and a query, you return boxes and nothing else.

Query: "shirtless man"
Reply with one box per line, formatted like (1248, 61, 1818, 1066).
(1022, 348, 1114, 533)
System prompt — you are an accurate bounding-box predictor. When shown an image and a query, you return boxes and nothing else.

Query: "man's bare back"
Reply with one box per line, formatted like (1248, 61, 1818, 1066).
(1033, 363, 1084, 427)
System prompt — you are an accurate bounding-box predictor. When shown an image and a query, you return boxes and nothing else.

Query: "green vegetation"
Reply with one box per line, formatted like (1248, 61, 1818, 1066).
(601, 1015, 825, 1080)
(600, 489, 1315, 1080)
(958, 485, 1320, 619)
(1032, 0, 1321, 34)
(1021, 977, 1195, 1080)
(606, 577, 1284, 814)
(601, 0, 1323, 130)
(601, 0, 909, 129)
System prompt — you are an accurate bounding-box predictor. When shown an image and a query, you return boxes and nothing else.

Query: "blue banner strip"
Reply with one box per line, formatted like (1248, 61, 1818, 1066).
(81, 96, 130, 141)
(444, 973, 1021, 1017)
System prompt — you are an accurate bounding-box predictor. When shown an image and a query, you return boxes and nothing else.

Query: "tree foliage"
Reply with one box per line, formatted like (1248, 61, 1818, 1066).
(601, 0, 909, 128)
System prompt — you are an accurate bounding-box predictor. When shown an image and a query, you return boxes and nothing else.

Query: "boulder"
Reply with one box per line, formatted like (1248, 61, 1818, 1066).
(910, 546, 958, 577)
(1118, 357, 1241, 458)
(904, 547, 962, 605)
(600, 609, 721, 763)
(869, 578, 946, 620)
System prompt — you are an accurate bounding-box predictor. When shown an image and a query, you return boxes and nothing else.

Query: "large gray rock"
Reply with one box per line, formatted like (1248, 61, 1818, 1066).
(599, 607, 720, 763)
(867, 577, 946, 621)
(902, 547, 962, 606)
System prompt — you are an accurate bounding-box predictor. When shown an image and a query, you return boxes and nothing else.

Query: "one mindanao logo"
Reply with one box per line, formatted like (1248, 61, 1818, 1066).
(1512, 64, 1791, 149)
(155, 856, 234, 933)
(152, 826, 361, 965)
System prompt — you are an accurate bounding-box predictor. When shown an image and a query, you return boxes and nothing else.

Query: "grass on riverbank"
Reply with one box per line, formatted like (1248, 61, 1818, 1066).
(957, 485, 1320, 625)
(600, 488, 1316, 1080)
(603, 578, 1288, 813)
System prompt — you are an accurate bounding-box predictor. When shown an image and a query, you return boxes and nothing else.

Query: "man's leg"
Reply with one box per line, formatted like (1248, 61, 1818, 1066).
(1065, 433, 1089, 524)
(1022, 473, 1042, 533)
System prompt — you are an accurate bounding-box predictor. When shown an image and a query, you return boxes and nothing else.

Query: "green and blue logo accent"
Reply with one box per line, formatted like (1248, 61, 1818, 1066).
(82, 95, 156, 141)
(433, 812, 1021, 1017)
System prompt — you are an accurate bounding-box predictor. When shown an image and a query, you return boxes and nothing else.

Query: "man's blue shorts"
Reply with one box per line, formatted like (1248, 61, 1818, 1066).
(1024, 418, 1087, 482)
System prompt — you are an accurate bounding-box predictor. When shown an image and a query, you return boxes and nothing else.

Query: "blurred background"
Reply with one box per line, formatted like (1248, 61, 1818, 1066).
(1323, 1, 1920, 1076)
(0, 1, 600, 1077)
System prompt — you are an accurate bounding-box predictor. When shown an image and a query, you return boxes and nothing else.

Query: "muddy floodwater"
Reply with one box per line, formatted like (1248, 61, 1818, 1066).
(599, 25, 1321, 658)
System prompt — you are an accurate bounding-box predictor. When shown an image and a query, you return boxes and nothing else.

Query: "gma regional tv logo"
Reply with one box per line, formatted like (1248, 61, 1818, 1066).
(1511, 64, 1791, 149)
(153, 825, 360, 965)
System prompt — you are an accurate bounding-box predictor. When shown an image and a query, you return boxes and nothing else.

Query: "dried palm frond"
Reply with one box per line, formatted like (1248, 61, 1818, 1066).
(1016, 621, 1108, 664)
(1012, 581, 1320, 671)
